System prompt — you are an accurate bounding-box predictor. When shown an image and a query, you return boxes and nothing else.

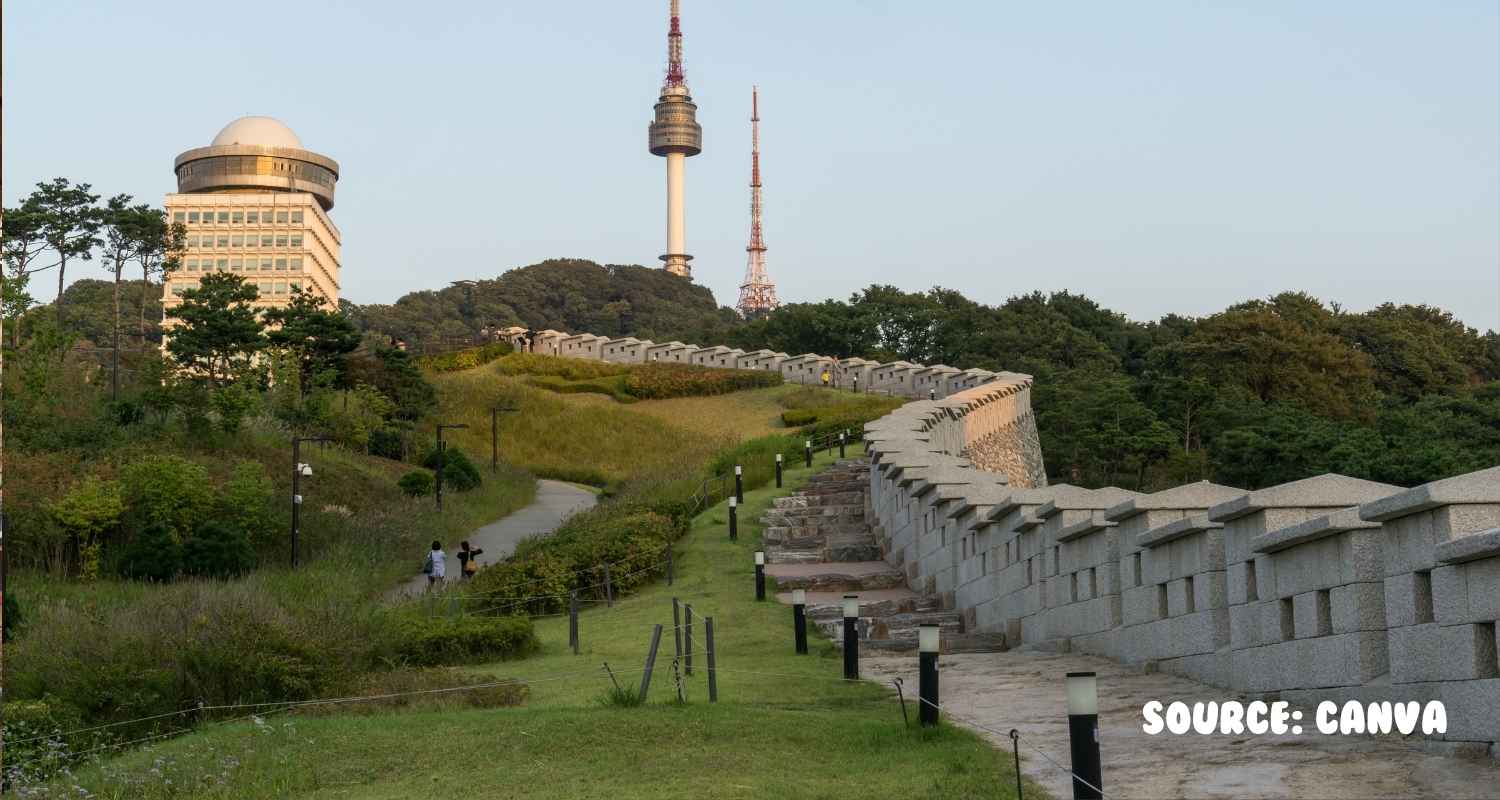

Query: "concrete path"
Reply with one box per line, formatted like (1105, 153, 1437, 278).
(399, 479, 597, 597)
(863, 650, 1500, 799)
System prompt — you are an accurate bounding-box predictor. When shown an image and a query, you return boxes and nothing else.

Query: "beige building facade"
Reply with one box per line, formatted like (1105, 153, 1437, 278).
(163, 116, 341, 318)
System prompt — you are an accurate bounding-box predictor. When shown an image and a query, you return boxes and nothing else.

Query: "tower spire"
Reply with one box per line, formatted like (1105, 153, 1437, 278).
(737, 86, 780, 319)
(665, 0, 686, 89)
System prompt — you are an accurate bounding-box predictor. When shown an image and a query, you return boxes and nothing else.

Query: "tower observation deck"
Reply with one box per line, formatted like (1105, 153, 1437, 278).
(647, 0, 703, 279)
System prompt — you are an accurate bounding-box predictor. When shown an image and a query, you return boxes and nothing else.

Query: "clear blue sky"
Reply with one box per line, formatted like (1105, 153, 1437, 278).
(6, 1, 1498, 331)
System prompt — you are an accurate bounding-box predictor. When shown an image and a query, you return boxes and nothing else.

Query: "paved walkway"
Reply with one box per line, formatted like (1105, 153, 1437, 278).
(863, 650, 1500, 799)
(399, 479, 597, 597)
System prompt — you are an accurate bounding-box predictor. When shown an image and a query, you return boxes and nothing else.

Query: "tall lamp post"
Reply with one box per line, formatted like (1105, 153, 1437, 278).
(291, 435, 332, 569)
(435, 423, 469, 510)
(490, 405, 518, 472)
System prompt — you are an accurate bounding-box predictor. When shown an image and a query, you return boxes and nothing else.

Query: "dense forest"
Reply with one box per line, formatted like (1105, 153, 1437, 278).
(350, 260, 1500, 492)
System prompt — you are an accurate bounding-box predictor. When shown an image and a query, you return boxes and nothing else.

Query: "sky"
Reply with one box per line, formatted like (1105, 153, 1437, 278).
(5, 1, 1498, 331)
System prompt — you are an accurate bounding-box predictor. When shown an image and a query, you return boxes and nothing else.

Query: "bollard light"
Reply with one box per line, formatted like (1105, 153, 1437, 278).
(842, 594, 860, 680)
(754, 551, 765, 566)
(775, 452, 784, 487)
(776, 453, 784, 463)
(728, 496, 739, 540)
(754, 551, 766, 600)
(1066, 671, 1102, 799)
(792, 587, 808, 654)
(919, 623, 940, 727)
(735, 465, 743, 476)
(791, 588, 806, 604)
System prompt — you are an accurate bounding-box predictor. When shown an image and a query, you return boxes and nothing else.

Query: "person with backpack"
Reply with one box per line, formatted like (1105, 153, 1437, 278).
(423, 540, 446, 590)
(456, 540, 485, 579)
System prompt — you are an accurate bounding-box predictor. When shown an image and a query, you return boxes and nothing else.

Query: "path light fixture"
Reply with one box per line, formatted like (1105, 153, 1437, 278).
(842, 594, 860, 680)
(290, 435, 332, 569)
(435, 423, 470, 510)
(754, 551, 766, 600)
(919, 624, 940, 727)
(791, 589, 808, 654)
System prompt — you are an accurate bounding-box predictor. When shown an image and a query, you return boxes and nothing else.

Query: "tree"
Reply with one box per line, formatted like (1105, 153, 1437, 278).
(262, 287, 361, 390)
(27, 178, 103, 325)
(100, 195, 168, 399)
(2, 200, 49, 349)
(47, 476, 126, 579)
(166, 273, 265, 386)
(136, 214, 185, 343)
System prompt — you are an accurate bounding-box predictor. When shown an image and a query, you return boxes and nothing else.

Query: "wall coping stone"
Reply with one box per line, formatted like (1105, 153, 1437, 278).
(1207, 474, 1402, 522)
(1103, 481, 1246, 522)
(1358, 466, 1500, 522)
(1137, 514, 1223, 550)
(1250, 506, 1375, 554)
(1056, 517, 1116, 543)
(946, 484, 1014, 518)
(986, 485, 1078, 519)
(1436, 528, 1500, 564)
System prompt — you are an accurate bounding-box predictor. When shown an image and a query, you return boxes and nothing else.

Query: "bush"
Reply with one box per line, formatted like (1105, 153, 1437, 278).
(422, 447, 482, 492)
(369, 426, 406, 460)
(2, 697, 90, 785)
(624, 363, 783, 400)
(118, 455, 214, 540)
(596, 685, 643, 708)
(115, 523, 182, 582)
(181, 521, 256, 578)
(494, 352, 629, 381)
(219, 460, 277, 550)
(419, 342, 513, 373)
(3, 591, 20, 642)
(398, 470, 435, 498)
(391, 614, 537, 666)
(523, 374, 635, 403)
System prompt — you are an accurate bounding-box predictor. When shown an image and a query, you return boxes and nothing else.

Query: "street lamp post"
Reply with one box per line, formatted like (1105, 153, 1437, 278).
(435, 423, 470, 510)
(291, 435, 331, 569)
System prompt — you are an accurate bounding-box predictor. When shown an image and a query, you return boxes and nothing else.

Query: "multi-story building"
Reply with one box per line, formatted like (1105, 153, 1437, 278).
(163, 116, 341, 317)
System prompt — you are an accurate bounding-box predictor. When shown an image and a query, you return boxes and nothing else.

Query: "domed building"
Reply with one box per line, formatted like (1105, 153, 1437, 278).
(163, 116, 342, 314)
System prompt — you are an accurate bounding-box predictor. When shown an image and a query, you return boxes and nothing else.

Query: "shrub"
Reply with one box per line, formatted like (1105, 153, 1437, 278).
(624, 363, 783, 400)
(47, 476, 126, 580)
(419, 342, 513, 373)
(422, 447, 482, 492)
(398, 470, 435, 498)
(391, 614, 537, 666)
(118, 455, 214, 541)
(494, 352, 629, 381)
(2, 697, 90, 785)
(596, 685, 643, 708)
(115, 523, 182, 582)
(3, 591, 20, 642)
(523, 374, 635, 403)
(368, 426, 406, 460)
(219, 460, 277, 549)
(181, 521, 256, 578)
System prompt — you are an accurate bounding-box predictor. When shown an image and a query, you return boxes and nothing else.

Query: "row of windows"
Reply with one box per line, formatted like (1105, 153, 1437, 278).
(178, 156, 336, 188)
(171, 280, 302, 297)
(187, 234, 304, 249)
(182, 257, 303, 272)
(174, 210, 305, 225)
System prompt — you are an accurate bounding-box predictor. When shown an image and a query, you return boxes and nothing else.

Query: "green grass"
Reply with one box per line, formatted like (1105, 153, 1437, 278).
(32, 450, 1045, 799)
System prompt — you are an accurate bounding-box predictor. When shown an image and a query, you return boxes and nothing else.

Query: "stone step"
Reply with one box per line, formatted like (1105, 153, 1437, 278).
(762, 503, 865, 519)
(764, 561, 906, 593)
(763, 522, 869, 542)
(772, 491, 864, 508)
(765, 549, 825, 565)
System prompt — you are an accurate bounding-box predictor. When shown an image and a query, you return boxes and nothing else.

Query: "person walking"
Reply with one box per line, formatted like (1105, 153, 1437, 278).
(423, 540, 447, 590)
(457, 540, 485, 580)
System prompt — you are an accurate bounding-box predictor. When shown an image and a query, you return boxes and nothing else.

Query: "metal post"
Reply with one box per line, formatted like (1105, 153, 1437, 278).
(603, 562, 614, 608)
(1010, 730, 1025, 800)
(754, 551, 766, 601)
(684, 604, 694, 676)
(919, 624, 940, 727)
(775, 453, 783, 488)
(792, 588, 808, 654)
(929, 388, 936, 401)
(491, 407, 498, 472)
(705, 616, 718, 703)
(1066, 671, 1103, 799)
(839, 431, 846, 459)
(734, 465, 743, 504)
(570, 591, 579, 655)
(842, 594, 859, 680)
(673, 597, 683, 662)
(638, 624, 663, 703)
(728, 497, 738, 541)
(804, 439, 812, 468)
(290, 437, 301, 568)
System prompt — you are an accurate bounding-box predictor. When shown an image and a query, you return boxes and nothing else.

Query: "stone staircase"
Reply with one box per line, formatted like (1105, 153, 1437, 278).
(762, 460, 1006, 654)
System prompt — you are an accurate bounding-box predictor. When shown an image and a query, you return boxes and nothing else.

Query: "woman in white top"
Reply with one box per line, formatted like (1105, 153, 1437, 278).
(424, 540, 447, 589)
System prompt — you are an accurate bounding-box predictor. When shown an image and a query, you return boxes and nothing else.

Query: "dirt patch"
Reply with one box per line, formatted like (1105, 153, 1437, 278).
(863, 650, 1500, 799)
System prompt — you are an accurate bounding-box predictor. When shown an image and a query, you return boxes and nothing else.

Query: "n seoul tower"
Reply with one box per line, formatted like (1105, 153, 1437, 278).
(648, 0, 703, 279)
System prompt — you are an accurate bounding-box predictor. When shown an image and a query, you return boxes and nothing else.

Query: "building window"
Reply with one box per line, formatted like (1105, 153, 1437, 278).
(216, 259, 228, 272)
(258, 281, 271, 294)
(216, 236, 229, 248)
(247, 212, 259, 224)
(274, 281, 287, 294)
(217, 212, 229, 223)
(230, 258, 242, 271)
(291, 210, 303, 223)
(276, 235, 288, 248)
(290, 235, 303, 248)
(231, 235, 243, 247)
(244, 259, 258, 272)
(231, 211, 243, 223)
(276, 211, 288, 223)
(275, 258, 288, 271)
(290, 257, 303, 270)
(260, 258, 273, 271)
(188, 211, 200, 223)
(184, 259, 198, 272)
(173, 212, 186, 223)
(261, 235, 273, 247)
(245, 236, 257, 249)
(186, 235, 199, 248)
(199, 236, 211, 249)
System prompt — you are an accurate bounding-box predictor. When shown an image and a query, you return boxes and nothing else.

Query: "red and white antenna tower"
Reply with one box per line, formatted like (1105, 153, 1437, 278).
(665, 0, 686, 89)
(737, 86, 780, 319)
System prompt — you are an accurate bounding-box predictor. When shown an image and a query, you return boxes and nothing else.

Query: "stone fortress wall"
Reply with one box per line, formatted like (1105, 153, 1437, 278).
(865, 379, 1500, 755)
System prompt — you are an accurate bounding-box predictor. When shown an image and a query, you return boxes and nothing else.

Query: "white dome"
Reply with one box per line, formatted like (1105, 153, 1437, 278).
(210, 116, 304, 149)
